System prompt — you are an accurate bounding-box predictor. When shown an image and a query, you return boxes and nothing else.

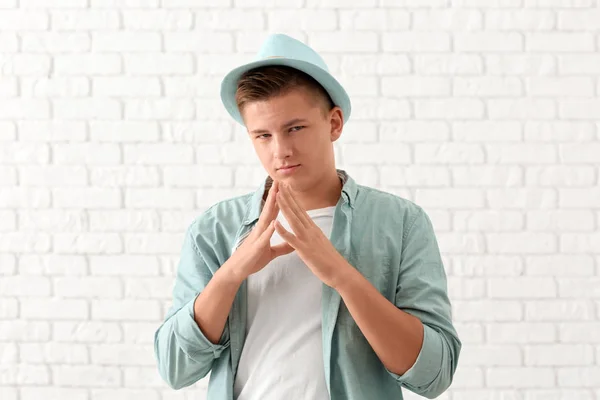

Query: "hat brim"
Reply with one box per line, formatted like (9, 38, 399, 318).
(220, 58, 351, 127)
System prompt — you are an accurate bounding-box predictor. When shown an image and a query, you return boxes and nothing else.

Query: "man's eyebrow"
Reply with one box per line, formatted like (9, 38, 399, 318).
(249, 118, 308, 134)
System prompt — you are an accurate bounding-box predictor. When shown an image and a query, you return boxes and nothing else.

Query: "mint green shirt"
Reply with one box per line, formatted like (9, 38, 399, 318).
(153, 169, 461, 399)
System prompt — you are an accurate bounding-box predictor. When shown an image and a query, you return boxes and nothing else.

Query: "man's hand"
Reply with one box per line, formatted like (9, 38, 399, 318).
(274, 183, 352, 288)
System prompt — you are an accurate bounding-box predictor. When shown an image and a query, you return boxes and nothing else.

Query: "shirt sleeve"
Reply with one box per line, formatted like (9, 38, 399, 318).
(384, 206, 462, 399)
(153, 218, 231, 390)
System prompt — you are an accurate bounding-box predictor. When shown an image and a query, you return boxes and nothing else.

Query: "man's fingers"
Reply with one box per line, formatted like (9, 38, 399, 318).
(257, 180, 278, 232)
(271, 242, 295, 258)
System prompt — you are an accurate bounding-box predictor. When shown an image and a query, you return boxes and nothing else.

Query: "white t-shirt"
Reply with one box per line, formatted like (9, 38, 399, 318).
(233, 205, 336, 400)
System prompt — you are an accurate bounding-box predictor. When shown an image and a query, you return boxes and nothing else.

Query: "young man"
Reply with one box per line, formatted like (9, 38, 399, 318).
(154, 33, 461, 399)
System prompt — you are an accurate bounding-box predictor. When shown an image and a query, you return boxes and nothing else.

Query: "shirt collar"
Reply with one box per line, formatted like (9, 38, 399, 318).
(242, 168, 357, 226)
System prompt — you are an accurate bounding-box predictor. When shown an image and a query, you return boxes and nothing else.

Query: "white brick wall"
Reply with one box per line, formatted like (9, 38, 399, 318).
(1, 0, 599, 399)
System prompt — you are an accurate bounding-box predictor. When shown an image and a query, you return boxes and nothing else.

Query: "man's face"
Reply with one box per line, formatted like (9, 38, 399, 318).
(241, 87, 343, 189)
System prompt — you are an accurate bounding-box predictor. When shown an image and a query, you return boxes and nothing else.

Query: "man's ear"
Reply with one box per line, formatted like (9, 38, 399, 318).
(329, 106, 343, 142)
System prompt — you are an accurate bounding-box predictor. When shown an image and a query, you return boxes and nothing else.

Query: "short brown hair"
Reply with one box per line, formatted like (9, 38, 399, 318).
(235, 65, 335, 120)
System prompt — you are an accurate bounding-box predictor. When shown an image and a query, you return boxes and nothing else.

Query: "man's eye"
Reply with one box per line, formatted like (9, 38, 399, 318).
(290, 126, 305, 132)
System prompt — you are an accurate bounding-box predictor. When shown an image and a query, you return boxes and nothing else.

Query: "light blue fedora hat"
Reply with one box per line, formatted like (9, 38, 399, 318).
(220, 33, 351, 127)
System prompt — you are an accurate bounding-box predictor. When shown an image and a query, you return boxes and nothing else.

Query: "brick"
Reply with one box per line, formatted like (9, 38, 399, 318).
(416, 189, 484, 209)
(19, 166, 87, 186)
(487, 367, 554, 388)
(486, 54, 555, 75)
(526, 255, 594, 276)
(560, 233, 600, 253)
(526, 166, 595, 187)
(557, 367, 600, 387)
(0, 10, 47, 29)
(415, 99, 485, 119)
(487, 144, 556, 164)
(452, 256, 523, 276)
(18, 255, 87, 276)
(123, 233, 185, 254)
(91, 344, 155, 366)
(453, 210, 523, 231)
(54, 233, 122, 254)
(559, 323, 600, 343)
(527, 210, 595, 231)
(21, 32, 89, 52)
(487, 189, 557, 209)
(559, 188, 600, 208)
(453, 166, 522, 187)
(91, 167, 160, 188)
(91, 0, 159, 6)
(381, 166, 450, 187)
(0, 99, 50, 119)
(93, 77, 160, 97)
(488, 99, 556, 119)
(89, 210, 160, 232)
(268, 9, 335, 30)
(527, 77, 594, 97)
(164, 31, 233, 52)
(454, 77, 522, 96)
(92, 300, 160, 321)
(54, 54, 121, 75)
(0, 321, 50, 341)
(485, 10, 555, 30)
(21, 298, 88, 319)
(124, 189, 194, 209)
(18, 121, 86, 142)
(413, 55, 481, 76)
(54, 99, 121, 120)
(487, 233, 556, 253)
(309, 32, 378, 53)
(454, 300, 522, 321)
(0, 298, 18, 318)
(525, 121, 595, 141)
(527, 33, 594, 52)
(488, 278, 556, 298)
(21, 388, 88, 400)
(89, 255, 160, 276)
(51, 10, 119, 30)
(18, 209, 88, 232)
(414, 9, 482, 30)
(122, 9, 192, 30)
(559, 55, 600, 75)
(125, 54, 194, 76)
(525, 300, 594, 321)
(342, 143, 410, 164)
(92, 32, 160, 51)
(91, 389, 159, 400)
(455, 32, 523, 52)
(559, 144, 600, 163)
(382, 77, 451, 97)
(54, 366, 121, 387)
(125, 99, 195, 120)
(53, 188, 121, 209)
(163, 166, 233, 187)
(54, 277, 123, 298)
(460, 345, 521, 366)
(124, 277, 173, 299)
(53, 321, 122, 343)
(0, 276, 50, 296)
(20, 343, 88, 364)
(382, 32, 451, 52)
(0, 233, 51, 253)
(0, 364, 50, 385)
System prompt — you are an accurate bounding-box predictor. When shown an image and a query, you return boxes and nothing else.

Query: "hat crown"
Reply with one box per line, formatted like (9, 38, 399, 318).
(253, 33, 329, 73)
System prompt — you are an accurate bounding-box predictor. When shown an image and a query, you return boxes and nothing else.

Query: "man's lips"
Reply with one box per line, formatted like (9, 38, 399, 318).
(278, 164, 300, 170)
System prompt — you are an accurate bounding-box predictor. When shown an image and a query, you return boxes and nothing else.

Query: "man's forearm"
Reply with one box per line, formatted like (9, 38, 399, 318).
(193, 260, 244, 345)
(334, 262, 424, 376)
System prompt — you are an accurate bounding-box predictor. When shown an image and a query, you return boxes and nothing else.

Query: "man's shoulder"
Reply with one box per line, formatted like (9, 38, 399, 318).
(356, 183, 425, 221)
(187, 191, 255, 235)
